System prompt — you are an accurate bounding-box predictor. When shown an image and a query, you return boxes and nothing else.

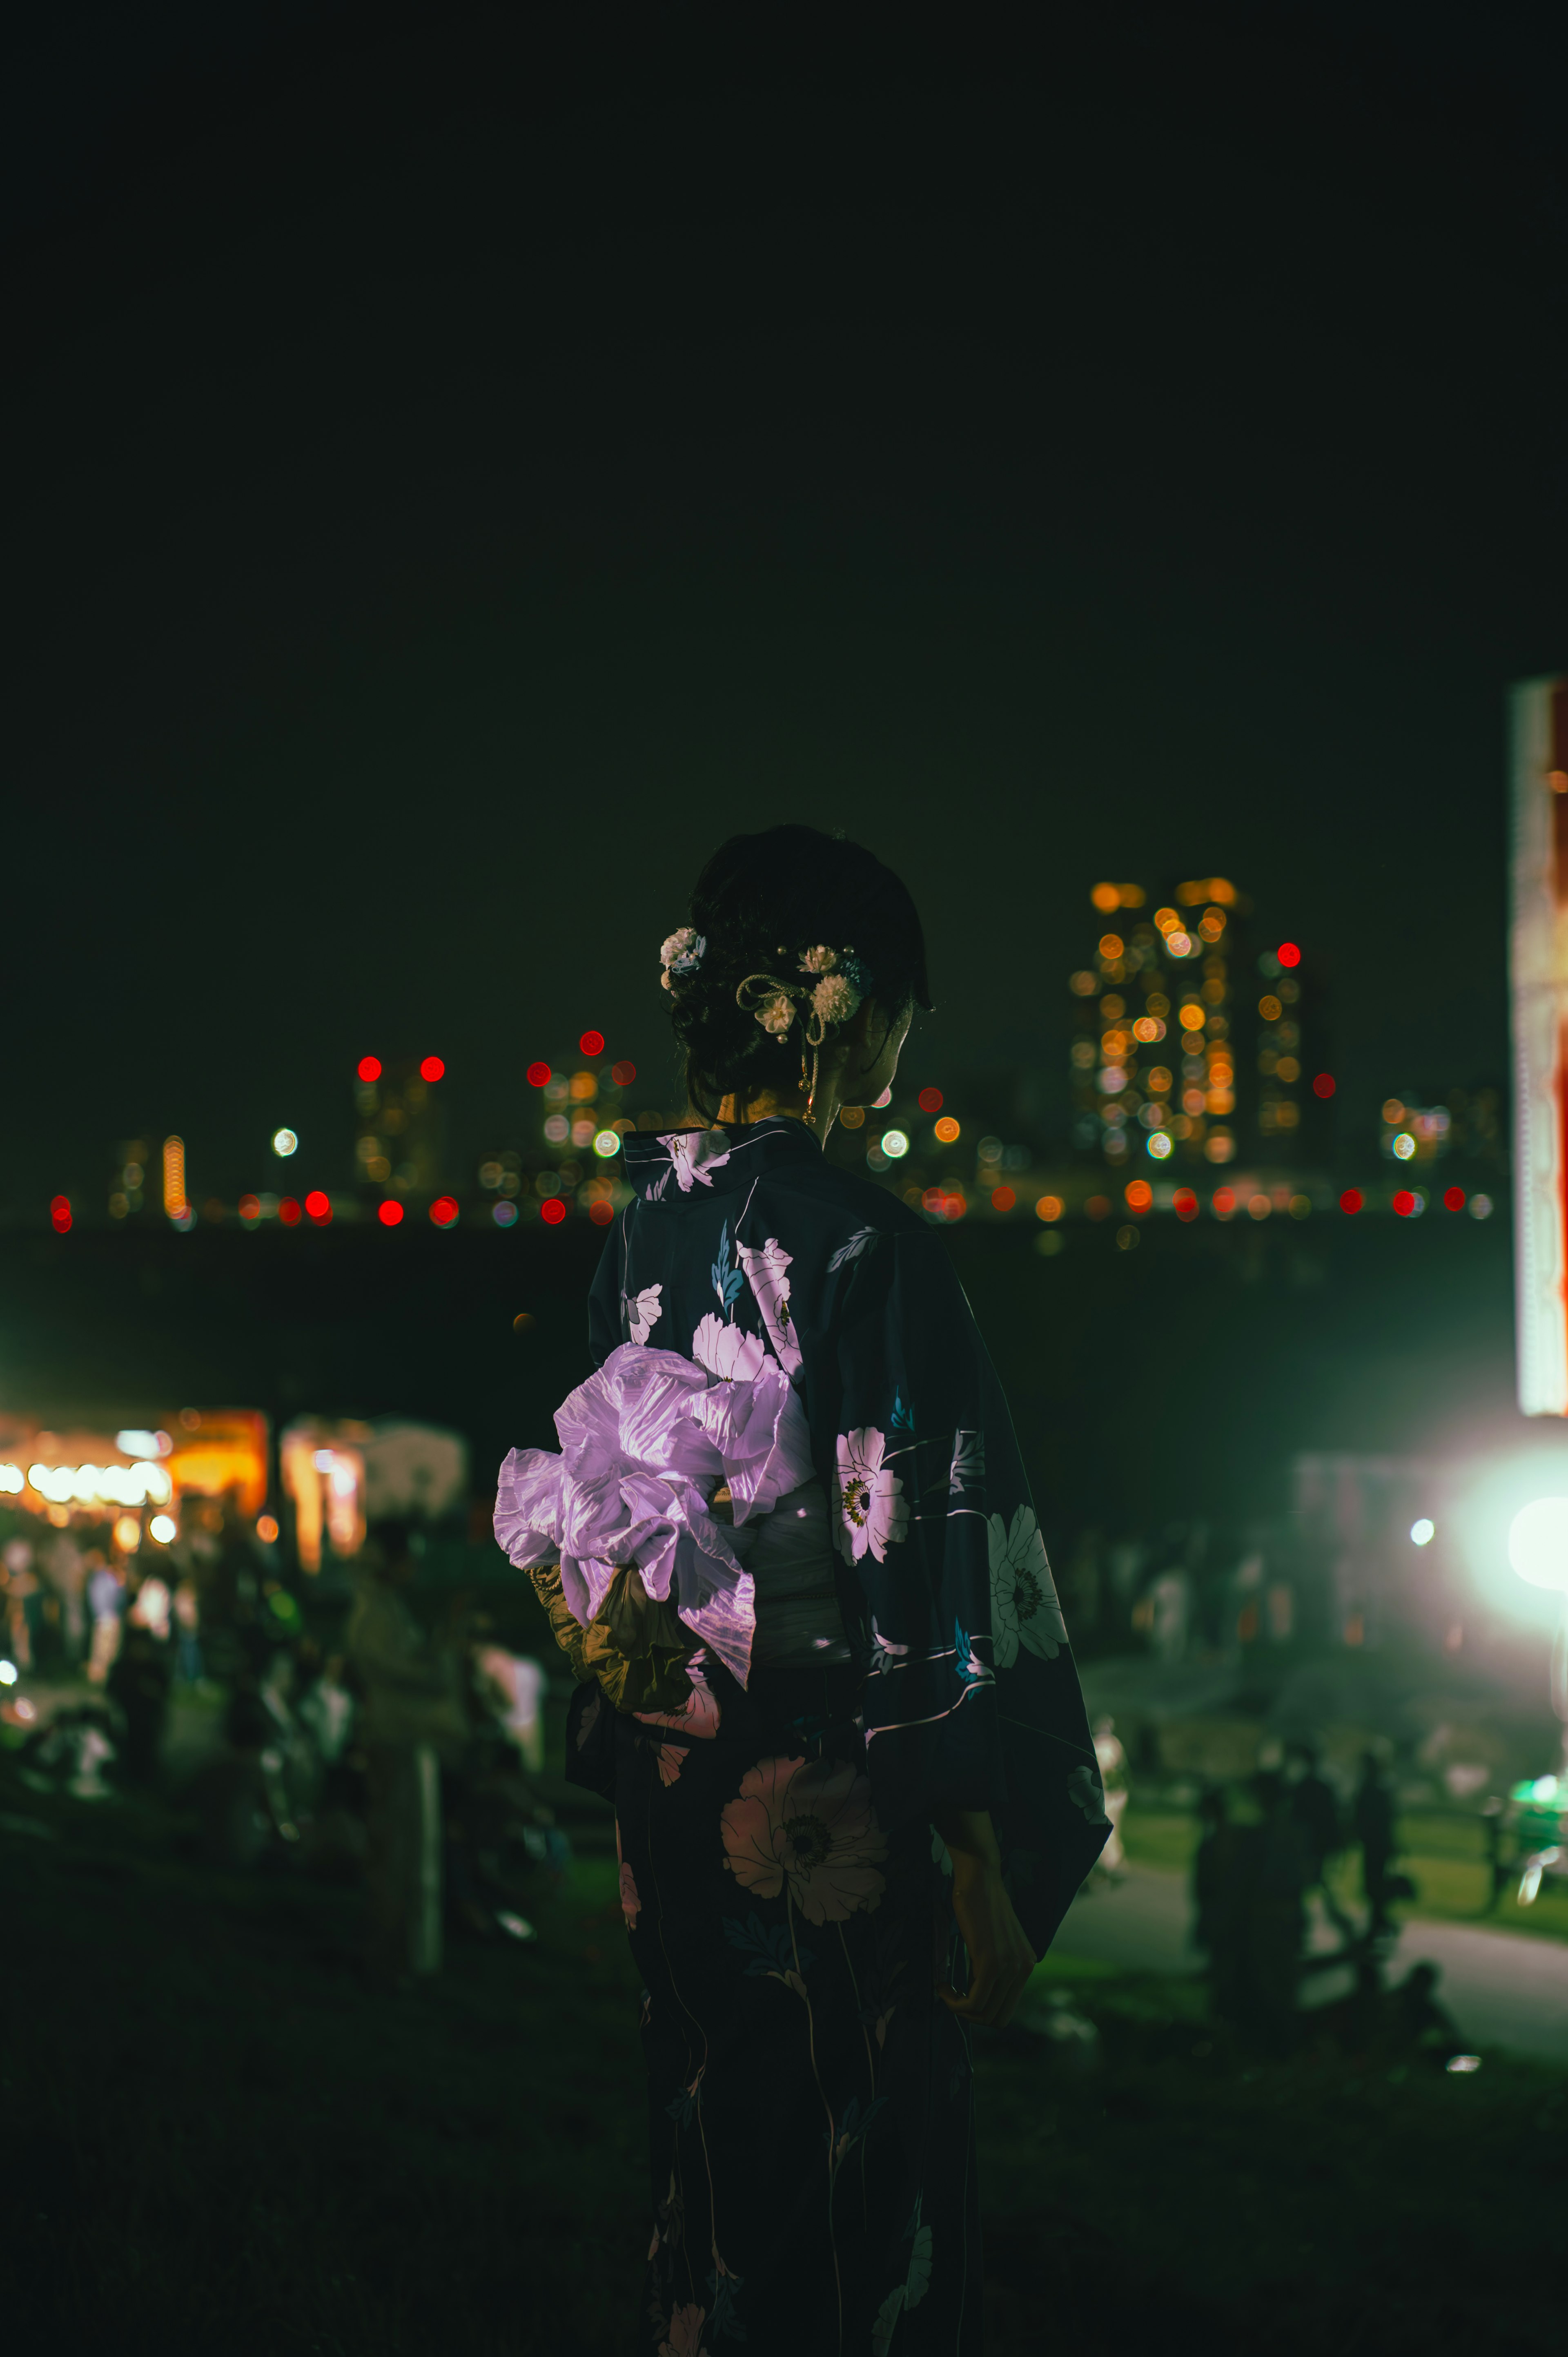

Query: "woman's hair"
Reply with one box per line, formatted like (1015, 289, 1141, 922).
(668, 825, 931, 1120)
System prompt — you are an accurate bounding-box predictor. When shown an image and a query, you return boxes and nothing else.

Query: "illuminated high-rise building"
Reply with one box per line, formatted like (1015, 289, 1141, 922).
(1069, 881, 1332, 1176)
(1068, 878, 1248, 1171)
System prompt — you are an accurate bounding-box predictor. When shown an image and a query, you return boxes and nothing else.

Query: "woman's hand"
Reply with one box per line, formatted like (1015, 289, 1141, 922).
(934, 1810, 1037, 2028)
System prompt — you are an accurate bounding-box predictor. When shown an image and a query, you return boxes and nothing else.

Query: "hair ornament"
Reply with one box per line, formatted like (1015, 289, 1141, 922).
(734, 941, 865, 1048)
(659, 927, 706, 990)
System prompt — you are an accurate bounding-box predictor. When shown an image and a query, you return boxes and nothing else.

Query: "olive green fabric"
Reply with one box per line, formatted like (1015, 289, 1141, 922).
(528, 1564, 694, 1714)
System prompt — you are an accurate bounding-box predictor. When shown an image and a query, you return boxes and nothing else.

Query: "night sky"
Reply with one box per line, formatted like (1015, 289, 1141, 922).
(8, 4, 1566, 1210)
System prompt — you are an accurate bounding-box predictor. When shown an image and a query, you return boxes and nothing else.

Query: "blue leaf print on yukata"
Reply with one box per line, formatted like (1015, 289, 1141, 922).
(889, 1388, 915, 1434)
(710, 1222, 746, 1312)
(706, 2265, 747, 2342)
(828, 2092, 889, 2170)
(827, 1224, 879, 1272)
(953, 1620, 995, 1690)
(665, 2067, 705, 2124)
(722, 1912, 815, 1979)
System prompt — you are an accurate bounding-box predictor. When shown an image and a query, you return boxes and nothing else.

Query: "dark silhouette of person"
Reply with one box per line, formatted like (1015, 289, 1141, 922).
(1246, 1770, 1312, 2052)
(1287, 1739, 1351, 1934)
(1352, 1751, 1399, 1932)
(1192, 1783, 1232, 1961)
(1479, 1795, 1510, 1914)
(1392, 1960, 1465, 2065)
(107, 1620, 172, 1786)
(1286, 1742, 1342, 1877)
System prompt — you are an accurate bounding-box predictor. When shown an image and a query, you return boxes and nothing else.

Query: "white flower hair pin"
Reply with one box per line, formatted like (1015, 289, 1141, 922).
(659, 927, 707, 990)
(735, 943, 870, 1045)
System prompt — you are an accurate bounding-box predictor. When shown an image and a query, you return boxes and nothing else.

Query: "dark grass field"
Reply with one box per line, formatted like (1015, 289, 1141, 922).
(6, 1771, 1566, 2357)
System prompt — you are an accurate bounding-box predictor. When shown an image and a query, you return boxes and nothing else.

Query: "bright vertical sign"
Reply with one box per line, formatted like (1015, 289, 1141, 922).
(1510, 674, 1568, 1413)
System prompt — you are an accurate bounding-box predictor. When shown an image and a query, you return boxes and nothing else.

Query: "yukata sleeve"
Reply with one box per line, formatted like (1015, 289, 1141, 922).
(587, 1207, 629, 1367)
(833, 1228, 1108, 1954)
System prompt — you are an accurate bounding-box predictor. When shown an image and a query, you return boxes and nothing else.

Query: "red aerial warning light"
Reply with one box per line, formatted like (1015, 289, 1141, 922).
(1312, 1073, 1335, 1099)
(1174, 1189, 1199, 1222)
(579, 1030, 605, 1058)
(357, 1056, 382, 1084)
(419, 1056, 445, 1084)
(49, 1194, 71, 1233)
(611, 1060, 636, 1087)
(540, 1197, 568, 1226)
(526, 1061, 551, 1088)
(1277, 942, 1301, 968)
(917, 1086, 944, 1114)
(1443, 1186, 1467, 1211)
(430, 1196, 459, 1228)
(1392, 1190, 1417, 1218)
(278, 1197, 302, 1227)
(1339, 1188, 1363, 1215)
(378, 1200, 404, 1227)
(304, 1191, 331, 1224)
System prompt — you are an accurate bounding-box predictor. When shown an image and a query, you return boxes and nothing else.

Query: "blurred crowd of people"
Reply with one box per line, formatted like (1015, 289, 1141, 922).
(1, 1504, 566, 1988)
(1188, 1744, 1467, 2058)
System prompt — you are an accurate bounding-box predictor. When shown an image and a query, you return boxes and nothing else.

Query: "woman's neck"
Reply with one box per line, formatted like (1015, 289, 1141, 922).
(706, 1083, 838, 1144)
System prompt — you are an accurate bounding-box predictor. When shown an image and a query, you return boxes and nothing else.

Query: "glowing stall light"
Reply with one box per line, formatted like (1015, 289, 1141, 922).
(117, 1430, 170, 1459)
(1508, 1497, 1568, 1591)
(1510, 674, 1568, 1414)
(24, 1461, 172, 1507)
(0, 1464, 23, 1494)
(148, 1514, 177, 1545)
(880, 1129, 910, 1160)
(1410, 1519, 1436, 1547)
(0, 1661, 16, 1686)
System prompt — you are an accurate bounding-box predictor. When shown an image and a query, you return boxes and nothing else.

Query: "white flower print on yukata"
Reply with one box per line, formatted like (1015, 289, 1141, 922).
(988, 1503, 1067, 1667)
(835, 1427, 909, 1565)
(625, 1284, 663, 1346)
(692, 1315, 767, 1384)
(658, 1128, 733, 1193)
(735, 1236, 802, 1378)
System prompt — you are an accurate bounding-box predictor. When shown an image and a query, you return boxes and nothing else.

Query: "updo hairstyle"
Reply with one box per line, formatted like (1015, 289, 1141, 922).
(669, 825, 930, 1121)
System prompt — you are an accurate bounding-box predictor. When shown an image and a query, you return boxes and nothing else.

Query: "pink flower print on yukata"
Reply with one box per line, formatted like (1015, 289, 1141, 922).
(720, 1754, 888, 1924)
(835, 1427, 909, 1565)
(658, 2305, 709, 2357)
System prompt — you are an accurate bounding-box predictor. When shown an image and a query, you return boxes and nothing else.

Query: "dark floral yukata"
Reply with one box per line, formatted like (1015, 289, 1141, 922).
(567, 1118, 1107, 2357)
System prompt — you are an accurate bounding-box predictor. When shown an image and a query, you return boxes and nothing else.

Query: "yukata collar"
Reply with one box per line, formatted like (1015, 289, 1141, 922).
(623, 1117, 822, 1202)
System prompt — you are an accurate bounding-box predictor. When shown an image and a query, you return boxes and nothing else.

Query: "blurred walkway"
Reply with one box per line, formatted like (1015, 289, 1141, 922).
(1052, 1863, 1568, 2064)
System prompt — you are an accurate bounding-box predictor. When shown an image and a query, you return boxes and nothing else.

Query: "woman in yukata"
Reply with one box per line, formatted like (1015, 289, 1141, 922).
(497, 824, 1107, 2356)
